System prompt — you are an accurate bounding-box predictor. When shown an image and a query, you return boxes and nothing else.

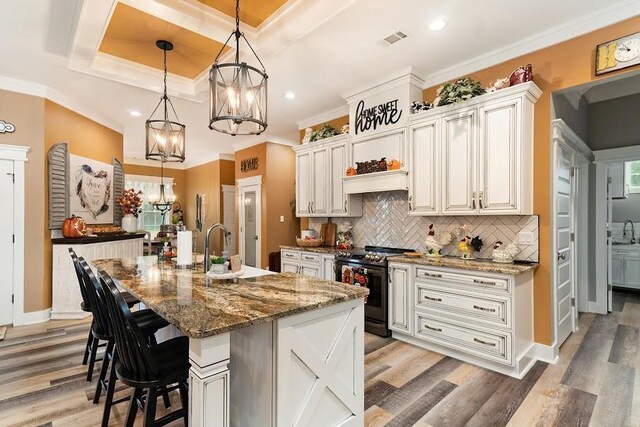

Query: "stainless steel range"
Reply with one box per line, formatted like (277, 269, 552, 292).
(335, 246, 414, 337)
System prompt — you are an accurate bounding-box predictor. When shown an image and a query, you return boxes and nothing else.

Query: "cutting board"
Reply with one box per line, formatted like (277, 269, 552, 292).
(321, 222, 337, 247)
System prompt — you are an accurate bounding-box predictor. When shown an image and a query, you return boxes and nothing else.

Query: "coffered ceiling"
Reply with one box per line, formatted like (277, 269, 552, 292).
(1, 0, 639, 168)
(99, 3, 229, 79)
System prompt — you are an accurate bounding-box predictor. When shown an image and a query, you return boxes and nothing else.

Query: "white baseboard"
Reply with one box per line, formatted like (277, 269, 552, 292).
(21, 308, 52, 326)
(530, 342, 558, 364)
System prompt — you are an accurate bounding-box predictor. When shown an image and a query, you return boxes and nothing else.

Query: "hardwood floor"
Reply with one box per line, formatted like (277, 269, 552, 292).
(1, 292, 638, 426)
(365, 290, 640, 426)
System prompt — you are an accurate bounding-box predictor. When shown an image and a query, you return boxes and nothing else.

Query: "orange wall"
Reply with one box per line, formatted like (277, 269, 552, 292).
(123, 164, 187, 209)
(0, 90, 46, 313)
(44, 100, 124, 310)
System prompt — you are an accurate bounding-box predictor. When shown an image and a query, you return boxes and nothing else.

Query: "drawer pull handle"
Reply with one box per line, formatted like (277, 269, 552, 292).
(473, 337, 496, 347)
(473, 305, 497, 313)
(424, 295, 442, 302)
(303, 256, 314, 260)
(421, 272, 442, 278)
(473, 279, 497, 286)
(424, 324, 442, 333)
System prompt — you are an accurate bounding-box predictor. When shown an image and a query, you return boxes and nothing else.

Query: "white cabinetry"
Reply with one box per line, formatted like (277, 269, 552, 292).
(612, 247, 640, 289)
(281, 249, 335, 281)
(388, 261, 534, 378)
(609, 163, 629, 199)
(293, 135, 362, 217)
(408, 82, 540, 216)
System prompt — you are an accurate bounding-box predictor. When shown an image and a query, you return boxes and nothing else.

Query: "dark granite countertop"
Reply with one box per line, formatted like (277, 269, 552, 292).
(52, 232, 147, 245)
(387, 255, 538, 275)
(92, 257, 369, 339)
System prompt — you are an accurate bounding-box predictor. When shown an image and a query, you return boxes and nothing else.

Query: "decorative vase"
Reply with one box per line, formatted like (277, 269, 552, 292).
(121, 214, 137, 233)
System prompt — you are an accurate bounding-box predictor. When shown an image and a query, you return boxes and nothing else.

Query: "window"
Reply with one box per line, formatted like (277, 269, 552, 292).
(626, 161, 640, 194)
(125, 175, 174, 238)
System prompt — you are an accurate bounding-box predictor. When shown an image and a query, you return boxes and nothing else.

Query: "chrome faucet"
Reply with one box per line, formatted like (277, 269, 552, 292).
(204, 223, 231, 273)
(623, 220, 636, 244)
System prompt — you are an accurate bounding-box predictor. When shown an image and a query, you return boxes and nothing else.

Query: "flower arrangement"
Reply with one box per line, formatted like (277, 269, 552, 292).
(117, 188, 143, 217)
(310, 123, 339, 142)
(436, 77, 486, 106)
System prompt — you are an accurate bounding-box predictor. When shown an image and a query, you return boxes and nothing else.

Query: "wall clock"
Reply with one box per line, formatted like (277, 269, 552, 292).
(596, 32, 640, 75)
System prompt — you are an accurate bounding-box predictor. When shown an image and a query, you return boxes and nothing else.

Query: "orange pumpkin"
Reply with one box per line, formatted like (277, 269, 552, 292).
(388, 159, 401, 170)
(62, 215, 87, 238)
(346, 167, 357, 176)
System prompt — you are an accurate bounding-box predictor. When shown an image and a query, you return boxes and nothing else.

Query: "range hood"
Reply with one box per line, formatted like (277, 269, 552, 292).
(341, 68, 424, 194)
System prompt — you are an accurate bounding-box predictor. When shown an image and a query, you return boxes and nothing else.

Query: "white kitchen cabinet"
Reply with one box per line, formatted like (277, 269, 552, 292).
(388, 261, 534, 378)
(408, 82, 540, 216)
(388, 263, 412, 334)
(611, 248, 640, 289)
(612, 254, 624, 286)
(609, 163, 629, 199)
(408, 119, 439, 215)
(293, 135, 362, 217)
(441, 109, 477, 215)
(281, 261, 300, 274)
(322, 255, 336, 281)
(281, 249, 335, 280)
(625, 255, 640, 288)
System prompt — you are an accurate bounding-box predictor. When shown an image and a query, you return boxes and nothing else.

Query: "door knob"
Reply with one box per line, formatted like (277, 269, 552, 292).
(254, 235, 259, 240)
(558, 252, 566, 260)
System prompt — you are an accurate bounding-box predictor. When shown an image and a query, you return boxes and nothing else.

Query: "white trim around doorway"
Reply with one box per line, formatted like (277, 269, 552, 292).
(237, 176, 263, 269)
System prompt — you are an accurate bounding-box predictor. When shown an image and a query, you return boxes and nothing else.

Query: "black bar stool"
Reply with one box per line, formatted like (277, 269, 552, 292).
(69, 248, 140, 381)
(98, 270, 189, 427)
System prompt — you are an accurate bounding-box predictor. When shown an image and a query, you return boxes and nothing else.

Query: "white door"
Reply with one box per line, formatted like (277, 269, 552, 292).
(281, 261, 299, 274)
(409, 119, 439, 215)
(442, 110, 476, 214)
(239, 180, 261, 269)
(311, 148, 328, 215)
(607, 165, 614, 311)
(478, 99, 519, 213)
(296, 152, 312, 216)
(624, 255, 640, 288)
(388, 264, 411, 334)
(554, 143, 576, 346)
(300, 265, 320, 278)
(322, 256, 335, 281)
(0, 159, 14, 326)
(329, 142, 348, 216)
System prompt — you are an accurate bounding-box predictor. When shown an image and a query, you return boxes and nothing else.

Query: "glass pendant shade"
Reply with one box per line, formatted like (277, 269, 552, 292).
(145, 40, 186, 163)
(209, 0, 268, 136)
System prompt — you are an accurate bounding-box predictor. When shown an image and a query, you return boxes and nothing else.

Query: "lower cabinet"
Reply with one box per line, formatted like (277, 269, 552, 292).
(612, 250, 640, 289)
(281, 249, 335, 281)
(388, 261, 534, 378)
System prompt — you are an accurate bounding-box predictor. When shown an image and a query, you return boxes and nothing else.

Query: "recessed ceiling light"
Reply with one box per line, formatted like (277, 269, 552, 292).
(129, 110, 142, 117)
(285, 91, 296, 99)
(429, 19, 446, 32)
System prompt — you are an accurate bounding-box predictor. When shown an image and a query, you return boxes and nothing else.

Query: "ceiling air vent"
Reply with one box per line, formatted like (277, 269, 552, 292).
(383, 31, 408, 45)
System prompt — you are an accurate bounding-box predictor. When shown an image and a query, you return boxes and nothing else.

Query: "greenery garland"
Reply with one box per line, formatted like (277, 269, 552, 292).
(437, 77, 486, 106)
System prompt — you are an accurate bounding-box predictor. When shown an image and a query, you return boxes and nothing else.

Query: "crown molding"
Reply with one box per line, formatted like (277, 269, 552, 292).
(421, 0, 640, 88)
(297, 105, 349, 130)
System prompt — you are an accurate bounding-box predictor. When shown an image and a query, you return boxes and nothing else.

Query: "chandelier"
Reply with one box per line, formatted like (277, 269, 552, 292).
(148, 161, 174, 216)
(209, 0, 268, 136)
(146, 40, 186, 162)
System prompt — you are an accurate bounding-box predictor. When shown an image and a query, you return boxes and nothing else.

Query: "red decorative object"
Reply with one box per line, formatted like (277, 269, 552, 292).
(62, 215, 87, 238)
(117, 188, 144, 216)
(510, 64, 533, 86)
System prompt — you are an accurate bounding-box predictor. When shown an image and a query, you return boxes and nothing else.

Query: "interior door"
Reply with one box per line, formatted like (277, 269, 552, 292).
(442, 110, 476, 214)
(555, 144, 575, 346)
(0, 160, 14, 326)
(240, 184, 261, 268)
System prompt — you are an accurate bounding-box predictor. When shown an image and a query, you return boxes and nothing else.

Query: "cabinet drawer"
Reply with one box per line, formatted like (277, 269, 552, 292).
(415, 282, 511, 329)
(415, 267, 511, 294)
(281, 250, 301, 261)
(300, 252, 321, 264)
(415, 312, 512, 366)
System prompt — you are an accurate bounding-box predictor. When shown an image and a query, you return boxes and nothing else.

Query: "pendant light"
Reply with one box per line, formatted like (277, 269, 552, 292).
(209, 0, 268, 136)
(148, 161, 175, 217)
(146, 40, 186, 163)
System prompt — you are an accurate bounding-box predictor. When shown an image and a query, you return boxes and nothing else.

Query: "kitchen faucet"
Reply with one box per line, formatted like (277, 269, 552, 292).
(204, 223, 231, 273)
(623, 219, 636, 244)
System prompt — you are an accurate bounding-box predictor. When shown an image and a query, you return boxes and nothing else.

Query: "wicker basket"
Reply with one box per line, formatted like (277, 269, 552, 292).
(296, 237, 324, 247)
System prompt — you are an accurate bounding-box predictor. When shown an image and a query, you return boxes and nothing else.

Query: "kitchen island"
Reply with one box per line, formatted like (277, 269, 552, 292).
(92, 256, 368, 427)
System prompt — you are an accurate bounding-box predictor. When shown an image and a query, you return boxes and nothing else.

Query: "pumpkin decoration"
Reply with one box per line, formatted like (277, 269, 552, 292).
(388, 159, 401, 170)
(62, 215, 87, 238)
(346, 167, 357, 176)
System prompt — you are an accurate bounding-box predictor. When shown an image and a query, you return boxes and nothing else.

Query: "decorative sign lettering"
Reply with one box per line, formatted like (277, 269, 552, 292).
(241, 157, 259, 173)
(0, 120, 15, 133)
(354, 99, 402, 135)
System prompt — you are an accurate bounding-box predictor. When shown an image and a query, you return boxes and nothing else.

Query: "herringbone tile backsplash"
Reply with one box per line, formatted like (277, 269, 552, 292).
(310, 191, 539, 262)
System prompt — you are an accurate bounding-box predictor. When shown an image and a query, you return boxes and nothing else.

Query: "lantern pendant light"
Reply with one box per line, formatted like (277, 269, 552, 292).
(149, 161, 175, 217)
(209, 0, 268, 136)
(145, 40, 186, 163)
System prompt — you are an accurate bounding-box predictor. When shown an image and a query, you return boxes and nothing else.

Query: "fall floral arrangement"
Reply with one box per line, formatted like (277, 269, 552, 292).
(117, 188, 143, 217)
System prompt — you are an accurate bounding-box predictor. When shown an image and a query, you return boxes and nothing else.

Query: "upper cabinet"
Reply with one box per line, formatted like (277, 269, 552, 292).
(409, 81, 541, 216)
(609, 162, 629, 200)
(293, 135, 362, 218)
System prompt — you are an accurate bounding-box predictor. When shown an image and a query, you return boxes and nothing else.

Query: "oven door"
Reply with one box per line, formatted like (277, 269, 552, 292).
(335, 260, 387, 322)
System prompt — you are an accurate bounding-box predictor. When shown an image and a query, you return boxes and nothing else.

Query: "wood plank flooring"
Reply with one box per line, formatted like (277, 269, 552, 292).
(1, 290, 639, 426)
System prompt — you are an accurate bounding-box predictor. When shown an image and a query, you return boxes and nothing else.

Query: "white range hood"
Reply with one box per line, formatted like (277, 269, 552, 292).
(341, 68, 424, 194)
